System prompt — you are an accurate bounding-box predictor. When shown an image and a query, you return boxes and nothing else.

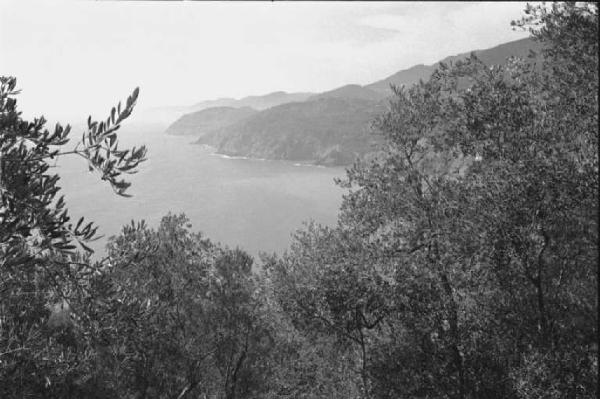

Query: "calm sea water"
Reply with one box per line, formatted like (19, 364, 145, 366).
(56, 126, 346, 259)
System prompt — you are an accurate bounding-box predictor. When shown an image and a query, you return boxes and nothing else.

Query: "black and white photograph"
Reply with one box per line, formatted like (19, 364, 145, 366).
(0, 0, 597, 397)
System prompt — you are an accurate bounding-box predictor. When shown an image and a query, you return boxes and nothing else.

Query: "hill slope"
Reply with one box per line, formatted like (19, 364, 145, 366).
(198, 98, 386, 165)
(165, 106, 258, 137)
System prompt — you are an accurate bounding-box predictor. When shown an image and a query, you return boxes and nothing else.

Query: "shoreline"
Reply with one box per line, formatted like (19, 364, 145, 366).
(209, 151, 329, 168)
(194, 143, 338, 168)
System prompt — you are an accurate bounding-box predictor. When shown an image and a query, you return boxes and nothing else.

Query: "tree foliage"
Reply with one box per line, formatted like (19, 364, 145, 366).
(268, 2, 598, 398)
(0, 76, 146, 397)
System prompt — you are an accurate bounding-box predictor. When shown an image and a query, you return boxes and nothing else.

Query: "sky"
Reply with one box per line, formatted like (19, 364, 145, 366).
(0, 0, 531, 123)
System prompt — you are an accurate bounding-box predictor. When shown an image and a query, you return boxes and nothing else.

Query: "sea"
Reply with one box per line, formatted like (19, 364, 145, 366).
(55, 125, 346, 261)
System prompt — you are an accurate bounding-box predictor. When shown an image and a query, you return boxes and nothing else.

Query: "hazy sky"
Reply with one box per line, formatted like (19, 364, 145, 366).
(0, 0, 530, 122)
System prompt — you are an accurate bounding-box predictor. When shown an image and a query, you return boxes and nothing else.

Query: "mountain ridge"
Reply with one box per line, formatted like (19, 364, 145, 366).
(191, 91, 314, 112)
(166, 37, 539, 166)
(368, 37, 539, 93)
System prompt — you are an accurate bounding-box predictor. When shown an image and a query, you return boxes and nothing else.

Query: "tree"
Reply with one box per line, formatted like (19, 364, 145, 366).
(0, 76, 147, 397)
(95, 214, 283, 399)
(265, 223, 391, 398)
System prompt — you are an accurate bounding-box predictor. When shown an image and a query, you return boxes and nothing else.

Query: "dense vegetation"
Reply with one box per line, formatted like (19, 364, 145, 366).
(1, 3, 597, 398)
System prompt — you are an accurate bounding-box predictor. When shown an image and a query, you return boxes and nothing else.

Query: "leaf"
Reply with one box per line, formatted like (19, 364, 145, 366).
(75, 217, 84, 231)
(79, 241, 94, 254)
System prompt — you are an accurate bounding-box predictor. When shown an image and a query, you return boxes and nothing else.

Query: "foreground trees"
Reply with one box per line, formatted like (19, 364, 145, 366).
(269, 2, 597, 398)
(0, 77, 147, 397)
(90, 214, 275, 398)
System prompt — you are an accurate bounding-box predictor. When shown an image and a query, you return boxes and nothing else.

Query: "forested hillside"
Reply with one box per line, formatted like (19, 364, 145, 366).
(197, 97, 386, 165)
(165, 106, 258, 137)
(1, 3, 597, 398)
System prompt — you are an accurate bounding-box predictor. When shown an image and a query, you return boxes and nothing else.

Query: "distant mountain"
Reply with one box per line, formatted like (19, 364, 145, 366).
(309, 84, 387, 102)
(191, 91, 314, 112)
(136, 91, 314, 128)
(165, 106, 258, 137)
(197, 98, 387, 166)
(368, 37, 539, 94)
(188, 38, 540, 166)
(188, 98, 238, 111)
(130, 105, 191, 128)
